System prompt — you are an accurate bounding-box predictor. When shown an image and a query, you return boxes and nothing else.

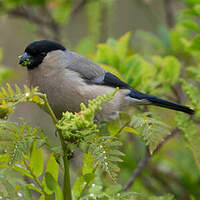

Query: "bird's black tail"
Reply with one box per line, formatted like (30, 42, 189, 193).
(129, 90, 194, 115)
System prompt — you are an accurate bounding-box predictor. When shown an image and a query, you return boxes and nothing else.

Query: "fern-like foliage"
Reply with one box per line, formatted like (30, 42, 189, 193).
(176, 113, 200, 169)
(0, 84, 47, 164)
(0, 119, 46, 165)
(0, 84, 44, 119)
(80, 177, 174, 200)
(130, 113, 171, 154)
(181, 78, 200, 120)
(91, 136, 124, 182)
(56, 89, 118, 147)
(57, 89, 124, 182)
(80, 191, 144, 200)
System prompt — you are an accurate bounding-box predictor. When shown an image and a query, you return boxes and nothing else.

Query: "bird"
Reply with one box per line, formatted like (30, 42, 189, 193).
(18, 40, 194, 122)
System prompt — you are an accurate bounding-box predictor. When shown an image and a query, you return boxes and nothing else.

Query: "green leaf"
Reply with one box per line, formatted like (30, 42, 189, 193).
(73, 173, 96, 198)
(20, 182, 34, 200)
(190, 35, 200, 51)
(123, 55, 144, 87)
(55, 187, 63, 200)
(82, 151, 94, 175)
(38, 195, 45, 200)
(44, 172, 63, 200)
(194, 4, 200, 15)
(181, 20, 200, 33)
(91, 136, 123, 182)
(30, 142, 43, 177)
(108, 118, 121, 136)
(131, 114, 171, 154)
(44, 172, 57, 191)
(115, 32, 131, 60)
(45, 154, 59, 181)
(185, 0, 200, 7)
(27, 184, 43, 194)
(43, 154, 59, 194)
(12, 165, 33, 179)
(176, 113, 200, 170)
(96, 43, 119, 67)
(122, 127, 138, 135)
(159, 56, 181, 85)
(181, 79, 200, 111)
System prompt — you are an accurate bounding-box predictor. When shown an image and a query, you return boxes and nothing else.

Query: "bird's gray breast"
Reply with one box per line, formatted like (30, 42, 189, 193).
(28, 66, 87, 118)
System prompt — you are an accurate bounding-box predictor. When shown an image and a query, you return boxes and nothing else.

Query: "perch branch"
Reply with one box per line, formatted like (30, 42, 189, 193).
(124, 147, 150, 191)
(123, 127, 180, 191)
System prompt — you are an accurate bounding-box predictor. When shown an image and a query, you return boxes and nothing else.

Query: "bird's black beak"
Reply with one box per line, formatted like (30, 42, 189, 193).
(18, 52, 32, 67)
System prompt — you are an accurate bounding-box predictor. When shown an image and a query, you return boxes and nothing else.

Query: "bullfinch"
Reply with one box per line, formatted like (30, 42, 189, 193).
(19, 40, 194, 121)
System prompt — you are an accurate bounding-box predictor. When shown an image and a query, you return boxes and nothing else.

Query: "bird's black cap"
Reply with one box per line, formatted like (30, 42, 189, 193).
(25, 40, 66, 55)
(19, 40, 66, 69)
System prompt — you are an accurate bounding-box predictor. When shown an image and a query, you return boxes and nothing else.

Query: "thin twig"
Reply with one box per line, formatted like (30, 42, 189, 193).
(123, 127, 180, 191)
(8, 7, 45, 26)
(152, 127, 179, 155)
(171, 83, 186, 104)
(72, 0, 88, 15)
(8, 6, 61, 41)
(124, 147, 150, 191)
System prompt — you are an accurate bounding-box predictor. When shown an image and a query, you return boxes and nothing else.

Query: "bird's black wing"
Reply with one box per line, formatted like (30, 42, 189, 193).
(91, 72, 130, 89)
(90, 72, 150, 99)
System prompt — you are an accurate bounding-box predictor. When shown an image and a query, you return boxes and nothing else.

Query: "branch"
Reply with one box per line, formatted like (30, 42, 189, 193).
(171, 82, 186, 104)
(152, 127, 179, 155)
(72, 0, 88, 16)
(8, 7, 61, 41)
(123, 127, 180, 191)
(38, 93, 72, 200)
(124, 147, 150, 191)
(163, 0, 175, 28)
(8, 7, 45, 26)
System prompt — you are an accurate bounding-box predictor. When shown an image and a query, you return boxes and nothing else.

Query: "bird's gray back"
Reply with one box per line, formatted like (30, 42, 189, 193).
(64, 50, 106, 82)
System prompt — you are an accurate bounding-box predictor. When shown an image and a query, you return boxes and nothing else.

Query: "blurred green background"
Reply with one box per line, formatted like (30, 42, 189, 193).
(0, 0, 200, 199)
